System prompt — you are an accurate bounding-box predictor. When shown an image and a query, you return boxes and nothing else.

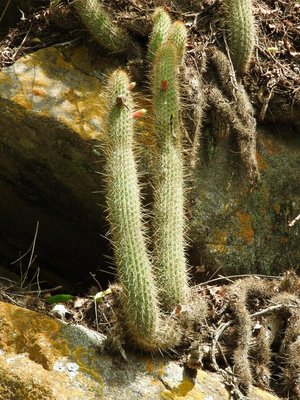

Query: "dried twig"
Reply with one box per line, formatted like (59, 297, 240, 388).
(288, 213, 300, 227)
(20, 221, 39, 288)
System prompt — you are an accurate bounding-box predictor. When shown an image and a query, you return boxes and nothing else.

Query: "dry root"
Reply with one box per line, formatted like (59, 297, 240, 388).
(271, 292, 300, 399)
(206, 47, 260, 184)
(204, 275, 300, 398)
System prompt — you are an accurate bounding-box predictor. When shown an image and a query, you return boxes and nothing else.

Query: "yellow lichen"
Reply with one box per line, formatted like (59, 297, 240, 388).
(207, 244, 229, 254)
(256, 151, 268, 171)
(0, 47, 106, 140)
(236, 211, 254, 244)
(11, 93, 32, 110)
(260, 135, 279, 155)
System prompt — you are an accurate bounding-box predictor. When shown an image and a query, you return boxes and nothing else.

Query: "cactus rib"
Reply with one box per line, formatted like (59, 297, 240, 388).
(147, 7, 171, 63)
(167, 21, 187, 65)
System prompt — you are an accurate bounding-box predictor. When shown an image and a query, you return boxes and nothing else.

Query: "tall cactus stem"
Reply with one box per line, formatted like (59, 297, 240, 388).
(147, 8, 171, 63)
(104, 69, 159, 341)
(151, 43, 190, 309)
(224, 0, 255, 76)
(73, 0, 127, 52)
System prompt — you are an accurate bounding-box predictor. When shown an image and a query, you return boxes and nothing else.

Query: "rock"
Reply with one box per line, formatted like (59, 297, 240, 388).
(0, 300, 280, 400)
(0, 46, 113, 286)
(189, 127, 300, 277)
(0, 45, 298, 285)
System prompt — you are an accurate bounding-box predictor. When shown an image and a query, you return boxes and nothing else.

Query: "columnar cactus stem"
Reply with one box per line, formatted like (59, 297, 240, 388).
(104, 70, 159, 341)
(151, 43, 190, 309)
(147, 7, 171, 63)
(224, 0, 255, 76)
(73, 0, 127, 52)
(167, 21, 187, 65)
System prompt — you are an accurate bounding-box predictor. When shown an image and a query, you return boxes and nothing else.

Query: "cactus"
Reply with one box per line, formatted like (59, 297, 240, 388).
(73, 0, 127, 52)
(104, 69, 159, 342)
(147, 7, 171, 63)
(167, 21, 187, 65)
(103, 69, 182, 350)
(151, 42, 190, 309)
(224, 0, 255, 76)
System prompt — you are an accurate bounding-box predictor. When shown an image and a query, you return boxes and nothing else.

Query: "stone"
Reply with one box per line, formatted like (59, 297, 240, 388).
(0, 300, 281, 400)
(0, 46, 113, 285)
(189, 127, 300, 278)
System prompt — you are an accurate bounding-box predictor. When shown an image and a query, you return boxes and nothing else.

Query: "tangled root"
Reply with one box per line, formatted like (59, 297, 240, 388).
(207, 47, 260, 184)
(180, 53, 206, 169)
(271, 293, 300, 399)
(207, 275, 300, 398)
(224, 278, 267, 394)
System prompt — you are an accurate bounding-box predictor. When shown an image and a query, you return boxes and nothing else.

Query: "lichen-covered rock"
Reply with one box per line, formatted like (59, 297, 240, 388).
(190, 127, 300, 277)
(0, 301, 280, 400)
(0, 46, 106, 138)
(0, 46, 113, 285)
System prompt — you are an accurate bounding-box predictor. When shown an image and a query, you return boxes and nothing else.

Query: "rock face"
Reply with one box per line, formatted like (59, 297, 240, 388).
(0, 46, 299, 285)
(0, 300, 280, 400)
(189, 127, 300, 278)
(0, 46, 112, 286)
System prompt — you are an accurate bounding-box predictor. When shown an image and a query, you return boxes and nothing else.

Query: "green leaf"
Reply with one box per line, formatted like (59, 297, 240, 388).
(45, 294, 74, 304)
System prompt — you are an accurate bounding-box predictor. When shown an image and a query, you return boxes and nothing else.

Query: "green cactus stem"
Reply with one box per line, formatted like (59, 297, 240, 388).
(73, 0, 127, 52)
(151, 43, 190, 310)
(104, 69, 159, 341)
(224, 0, 255, 76)
(103, 69, 182, 350)
(147, 7, 171, 63)
(167, 21, 187, 65)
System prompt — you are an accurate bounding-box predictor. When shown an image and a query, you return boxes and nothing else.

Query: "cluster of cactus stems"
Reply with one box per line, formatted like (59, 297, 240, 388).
(104, 69, 183, 350)
(102, 3, 258, 349)
(103, 10, 191, 349)
(224, 0, 255, 76)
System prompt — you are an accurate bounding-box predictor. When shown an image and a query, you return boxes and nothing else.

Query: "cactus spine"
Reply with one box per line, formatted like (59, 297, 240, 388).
(73, 0, 126, 52)
(151, 42, 190, 310)
(224, 0, 255, 76)
(104, 70, 159, 342)
(147, 8, 171, 63)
